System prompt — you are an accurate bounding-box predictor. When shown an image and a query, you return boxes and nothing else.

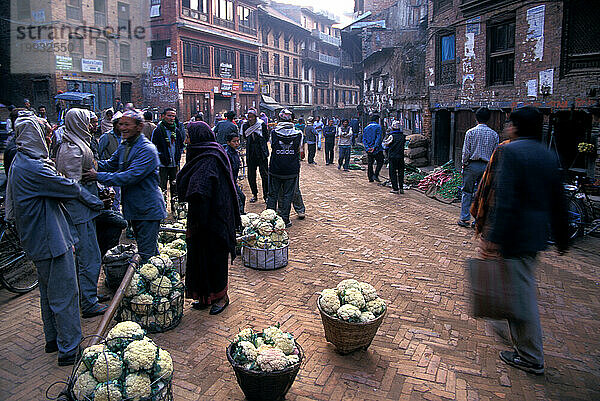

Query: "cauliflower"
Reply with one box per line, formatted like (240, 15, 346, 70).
(234, 328, 255, 343)
(80, 344, 107, 370)
(149, 255, 172, 269)
(257, 221, 274, 236)
(242, 227, 257, 247)
(241, 215, 251, 227)
(169, 238, 186, 250)
(340, 287, 366, 309)
(153, 348, 173, 380)
(286, 354, 300, 365)
(260, 209, 277, 221)
(163, 247, 184, 258)
(72, 372, 98, 401)
(262, 326, 284, 344)
(118, 308, 135, 322)
(124, 273, 145, 298)
(94, 382, 122, 401)
(273, 333, 295, 355)
(246, 212, 260, 221)
(336, 304, 362, 322)
(256, 346, 289, 372)
(273, 216, 285, 232)
(269, 231, 288, 248)
(156, 311, 174, 327)
(359, 311, 376, 322)
(106, 321, 145, 351)
(150, 276, 172, 297)
(234, 341, 259, 363)
(124, 372, 152, 401)
(336, 279, 361, 294)
(156, 297, 170, 313)
(256, 235, 272, 249)
(139, 263, 159, 281)
(359, 282, 378, 302)
(366, 298, 386, 316)
(319, 289, 341, 315)
(130, 294, 153, 314)
(92, 351, 123, 382)
(124, 338, 158, 371)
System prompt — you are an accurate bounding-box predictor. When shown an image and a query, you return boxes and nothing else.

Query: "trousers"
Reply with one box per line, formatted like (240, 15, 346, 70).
(267, 174, 297, 223)
(247, 156, 269, 199)
(325, 139, 335, 164)
(367, 151, 384, 181)
(278, 176, 305, 214)
(73, 220, 102, 313)
(388, 157, 405, 191)
(338, 146, 351, 170)
(460, 160, 487, 221)
(131, 220, 161, 262)
(307, 143, 316, 164)
(36, 251, 82, 357)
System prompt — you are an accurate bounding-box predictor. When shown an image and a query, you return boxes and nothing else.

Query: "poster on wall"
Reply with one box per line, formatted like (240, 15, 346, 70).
(82, 59, 103, 73)
(243, 82, 256, 92)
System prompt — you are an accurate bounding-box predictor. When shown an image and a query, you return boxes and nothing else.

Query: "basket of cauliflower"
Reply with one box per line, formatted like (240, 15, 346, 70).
(240, 210, 289, 270)
(69, 321, 174, 401)
(115, 255, 185, 333)
(158, 223, 187, 277)
(226, 325, 303, 401)
(317, 279, 387, 354)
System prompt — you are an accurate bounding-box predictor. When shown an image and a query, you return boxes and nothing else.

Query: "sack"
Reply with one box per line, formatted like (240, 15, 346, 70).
(406, 134, 428, 148)
(406, 157, 428, 167)
(466, 258, 526, 322)
(404, 146, 427, 159)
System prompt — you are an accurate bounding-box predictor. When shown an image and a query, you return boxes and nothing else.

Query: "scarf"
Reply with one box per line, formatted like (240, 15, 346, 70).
(243, 118, 264, 138)
(101, 108, 114, 134)
(58, 108, 96, 180)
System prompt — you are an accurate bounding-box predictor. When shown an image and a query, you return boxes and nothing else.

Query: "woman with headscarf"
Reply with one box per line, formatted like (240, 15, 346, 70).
(100, 108, 114, 134)
(56, 108, 108, 318)
(177, 122, 241, 315)
(5, 110, 103, 365)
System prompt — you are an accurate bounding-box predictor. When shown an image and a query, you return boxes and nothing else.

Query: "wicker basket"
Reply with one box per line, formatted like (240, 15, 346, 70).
(242, 245, 289, 270)
(317, 297, 386, 354)
(226, 341, 303, 401)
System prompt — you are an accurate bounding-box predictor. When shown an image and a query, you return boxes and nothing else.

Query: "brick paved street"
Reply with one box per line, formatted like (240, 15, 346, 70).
(1, 160, 599, 401)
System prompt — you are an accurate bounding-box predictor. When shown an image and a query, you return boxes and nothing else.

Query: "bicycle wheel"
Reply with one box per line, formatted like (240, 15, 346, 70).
(566, 197, 586, 240)
(0, 224, 38, 293)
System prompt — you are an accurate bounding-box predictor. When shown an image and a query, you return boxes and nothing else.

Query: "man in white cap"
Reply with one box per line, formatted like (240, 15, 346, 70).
(241, 108, 269, 203)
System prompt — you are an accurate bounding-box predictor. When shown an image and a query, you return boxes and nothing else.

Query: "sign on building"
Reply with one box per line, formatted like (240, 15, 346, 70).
(243, 82, 256, 92)
(82, 59, 103, 73)
(56, 55, 73, 70)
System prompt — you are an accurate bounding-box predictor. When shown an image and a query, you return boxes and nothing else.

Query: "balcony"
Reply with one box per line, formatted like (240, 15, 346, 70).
(459, 0, 514, 17)
(303, 49, 340, 67)
(311, 30, 341, 47)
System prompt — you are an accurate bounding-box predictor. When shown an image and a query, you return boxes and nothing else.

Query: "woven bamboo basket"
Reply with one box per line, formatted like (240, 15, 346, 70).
(226, 341, 303, 401)
(317, 296, 386, 354)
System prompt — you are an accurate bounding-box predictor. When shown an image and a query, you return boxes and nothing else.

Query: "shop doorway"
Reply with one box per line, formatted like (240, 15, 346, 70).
(550, 110, 593, 173)
(433, 109, 451, 165)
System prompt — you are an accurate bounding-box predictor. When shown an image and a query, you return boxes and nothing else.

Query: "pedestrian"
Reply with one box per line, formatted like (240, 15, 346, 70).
(313, 115, 324, 150)
(56, 108, 108, 318)
(242, 108, 269, 203)
(24, 98, 34, 111)
(83, 110, 167, 261)
(260, 112, 269, 127)
(458, 107, 499, 228)
(38, 105, 48, 121)
(214, 110, 238, 146)
(5, 110, 103, 365)
(350, 116, 359, 147)
(304, 117, 318, 164)
(478, 106, 568, 375)
(141, 111, 156, 139)
(224, 132, 246, 214)
(100, 108, 114, 134)
(151, 108, 185, 212)
(98, 112, 122, 160)
(88, 111, 100, 160)
(295, 117, 305, 134)
(323, 119, 336, 165)
(363, 114, 384, 182)
(114, 97, 124, 112)
(177, 121, 240, 314)
(337, 118, 353, 171)
(267, 109, 305, 227)
(383, 120, 406, 193)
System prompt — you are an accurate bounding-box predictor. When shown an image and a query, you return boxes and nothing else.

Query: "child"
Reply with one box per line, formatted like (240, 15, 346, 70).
(225, 132, 246, 213)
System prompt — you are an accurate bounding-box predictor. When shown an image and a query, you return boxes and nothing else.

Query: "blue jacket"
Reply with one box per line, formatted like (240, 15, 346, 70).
(363, 122, 383, 154)
(7, 152, 103, 261)
(97, 134, 167, 221)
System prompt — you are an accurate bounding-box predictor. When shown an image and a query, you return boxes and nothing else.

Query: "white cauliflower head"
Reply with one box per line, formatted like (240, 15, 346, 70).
(260, 209, 277, 221)
(156, 297, 170, 313)
(359, 282, 378, 302)
(153, 348, 173, 380)
(170, 238, 186, 250)
(150, 276, 172, 297)
(241, 215, 251, 227)
(366, 298, 386, 316)
(124, 372, 152, 401)
(273, 216, 285, 232)
(336, 279, 361, 294)
(286, 354, 300, 365)
(124, 337, 158, 371)
(106, 322, 145, 351)
(130, 294, 153, 315)
(269, 231, 288, 248)
(336, 304, 362, 322)
(93, 382, 122, 401)
(234, 328, 255, 343)
(257, 221, 274, 236)
(359, 311, 376, 322)
(340, 287, 366, 310)
(149, 255, 173, 269)
(139, 263, 159, 281)
(124, 273, 145, 298)
(72, 372, 98, 401)
(256, 346, 289, 372)
(80, 344, 107, 370)
(319, 289, 341, 315)
(235, 341, 259, 363)
(262, 326, 284, 344)
(163, 247, 184, 258)
(92, 351, 123, 382)
(156, 311, 174, 327)
(256, 235, 272, 249)
(273, 333, 295, 355)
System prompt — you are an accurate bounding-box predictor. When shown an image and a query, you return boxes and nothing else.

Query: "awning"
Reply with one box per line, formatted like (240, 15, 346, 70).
(260, 95, 284, 111)
(54, 92, 95, 101)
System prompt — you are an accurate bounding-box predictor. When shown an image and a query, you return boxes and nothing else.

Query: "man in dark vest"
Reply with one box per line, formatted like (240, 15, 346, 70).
(241, 108, 269, 203)
(266, 109, 305, 227)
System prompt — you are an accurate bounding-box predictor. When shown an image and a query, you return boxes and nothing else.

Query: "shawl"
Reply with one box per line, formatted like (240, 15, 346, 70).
(243, 118, 264, 138)
(100, 108, 114, 134)
(57, 108, 96, 181)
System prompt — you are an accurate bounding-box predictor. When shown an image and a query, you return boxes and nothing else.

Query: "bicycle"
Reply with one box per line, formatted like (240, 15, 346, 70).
(565, 177, 600, 240)
(0, 211, 38, 294)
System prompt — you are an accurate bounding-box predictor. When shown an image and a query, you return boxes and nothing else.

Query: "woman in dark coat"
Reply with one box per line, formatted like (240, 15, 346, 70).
(176, 122, 241, 314)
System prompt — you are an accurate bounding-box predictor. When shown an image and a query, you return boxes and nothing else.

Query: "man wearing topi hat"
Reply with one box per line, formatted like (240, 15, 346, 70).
(241, 108, 269, 203)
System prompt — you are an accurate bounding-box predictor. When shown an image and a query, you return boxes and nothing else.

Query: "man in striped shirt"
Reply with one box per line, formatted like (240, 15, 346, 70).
(458, 107, 499, 228)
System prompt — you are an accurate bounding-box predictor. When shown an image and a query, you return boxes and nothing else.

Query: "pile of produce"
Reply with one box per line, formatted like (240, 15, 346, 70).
(404, 134, 429, 167)
(116, 255, 184, 332)
(319, 279, 386, 323)
(404, 164, 426, 186)
(578, 142, 596, 154)
(240, 209, 289, 250)
(417, 161, 462, 201)
(229, 325, 301, 372)
(71, 321, 173, 401)
(158, 222, 186, 244)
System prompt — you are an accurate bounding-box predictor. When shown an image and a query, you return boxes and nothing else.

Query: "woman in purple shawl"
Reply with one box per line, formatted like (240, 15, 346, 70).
(176, 122, 241, 314)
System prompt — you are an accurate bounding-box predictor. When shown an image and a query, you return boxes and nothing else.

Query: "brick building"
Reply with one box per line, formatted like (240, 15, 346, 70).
(427, 0, 600, 175)
(147, 0, 261, 122)
(4, 0, 147, 120)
